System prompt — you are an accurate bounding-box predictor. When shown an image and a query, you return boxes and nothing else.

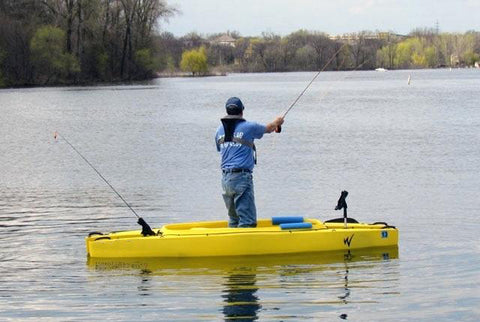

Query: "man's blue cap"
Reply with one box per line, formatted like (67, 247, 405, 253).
(225, 97, 244, 115)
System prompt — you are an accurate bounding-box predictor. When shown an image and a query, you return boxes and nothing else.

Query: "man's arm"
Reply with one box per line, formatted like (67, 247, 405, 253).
(265, 116, 285, 133)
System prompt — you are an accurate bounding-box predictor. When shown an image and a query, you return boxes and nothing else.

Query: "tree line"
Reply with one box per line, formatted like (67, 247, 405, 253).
(1, 1, 479, 87)
(0, 0, 175, 87)
(377, 28, 480, 69)
(171, 29, 480, 75)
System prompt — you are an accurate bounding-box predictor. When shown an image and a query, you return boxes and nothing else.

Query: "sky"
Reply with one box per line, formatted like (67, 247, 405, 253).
(164, 0, 480, 37)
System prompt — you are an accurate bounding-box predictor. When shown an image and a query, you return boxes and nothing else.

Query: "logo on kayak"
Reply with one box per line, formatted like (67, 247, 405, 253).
(344, 234, 354, 247)
(381, 231, 388, 238)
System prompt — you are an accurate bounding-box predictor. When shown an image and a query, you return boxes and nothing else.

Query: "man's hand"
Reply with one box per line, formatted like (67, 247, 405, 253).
(266, 116, 285, 133)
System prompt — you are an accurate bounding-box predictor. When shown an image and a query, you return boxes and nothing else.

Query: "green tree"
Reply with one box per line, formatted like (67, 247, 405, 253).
(30, 25, 80, 84)
(207, 44, 235, 66)
(377, 45, 395, 68)
(424, 46, 438, 67)
(165, 55, 176, 74)
(411, 52, 427, 67)
(294, 45, 316, 70)
(394, 37, 423, 68)
(262, 35, 285, 71)
(134, 48, 158, 77)
(248, 38, 267, 72)
(463, 50, 480, 66)
(95, 50, 109, 80)
(435, 33, 453, 67)
(180, 46, 208, 75)
(394, 41, 411, 68)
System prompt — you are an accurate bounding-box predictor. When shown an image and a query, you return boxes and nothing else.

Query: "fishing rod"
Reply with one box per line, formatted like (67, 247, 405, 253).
(273, 50, 371, 228)
(54, 131, 156, 236)
(275, 43, 347, 132)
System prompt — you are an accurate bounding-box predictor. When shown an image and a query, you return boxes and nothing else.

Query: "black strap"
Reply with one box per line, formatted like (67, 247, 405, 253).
(219, 116, 257, 164)
(221, 115, 245, 142)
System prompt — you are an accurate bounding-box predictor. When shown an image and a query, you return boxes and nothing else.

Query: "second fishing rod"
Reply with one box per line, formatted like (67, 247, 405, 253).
(55, 131, 157, 237)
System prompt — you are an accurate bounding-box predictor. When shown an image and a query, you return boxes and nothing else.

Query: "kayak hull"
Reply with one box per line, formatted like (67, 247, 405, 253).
(86, 218, 398, 258)
(87, 246, 399, 272)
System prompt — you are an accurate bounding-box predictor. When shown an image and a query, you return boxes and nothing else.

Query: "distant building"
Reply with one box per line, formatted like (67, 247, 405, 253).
(211, 34, 236, 47)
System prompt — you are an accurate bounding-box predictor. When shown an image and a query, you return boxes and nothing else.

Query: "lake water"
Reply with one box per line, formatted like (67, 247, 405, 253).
(0, 69, 479, 321)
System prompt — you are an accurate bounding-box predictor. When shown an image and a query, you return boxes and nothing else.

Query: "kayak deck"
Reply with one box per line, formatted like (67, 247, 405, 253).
(86, 218, 398, 258)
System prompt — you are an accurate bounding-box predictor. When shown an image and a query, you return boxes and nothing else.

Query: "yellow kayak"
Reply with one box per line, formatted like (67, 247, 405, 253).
(86, 217, 398, 258)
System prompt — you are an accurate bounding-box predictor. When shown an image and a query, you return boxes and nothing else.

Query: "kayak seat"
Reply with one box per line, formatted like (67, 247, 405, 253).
(324, 217, 359, 223)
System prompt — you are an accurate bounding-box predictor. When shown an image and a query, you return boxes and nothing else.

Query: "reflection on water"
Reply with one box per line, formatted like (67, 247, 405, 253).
(87, 247, 398, 320)
(138, 270, 154, 297)
(222, 273, 260, 321)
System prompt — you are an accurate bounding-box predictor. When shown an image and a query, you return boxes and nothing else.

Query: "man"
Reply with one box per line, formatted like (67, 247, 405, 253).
(215, 97, 284, 228)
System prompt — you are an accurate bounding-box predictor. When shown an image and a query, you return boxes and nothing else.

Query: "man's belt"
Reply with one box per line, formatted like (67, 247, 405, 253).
(222, 168, 252, 174)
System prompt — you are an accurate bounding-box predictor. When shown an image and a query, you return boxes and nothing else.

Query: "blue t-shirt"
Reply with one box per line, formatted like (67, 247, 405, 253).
(215, 121, 266, 171)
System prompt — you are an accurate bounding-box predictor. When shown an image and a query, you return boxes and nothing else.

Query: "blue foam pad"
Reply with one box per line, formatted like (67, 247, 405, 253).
(272, 216, 304, 225)
(280, 222, 313, 230)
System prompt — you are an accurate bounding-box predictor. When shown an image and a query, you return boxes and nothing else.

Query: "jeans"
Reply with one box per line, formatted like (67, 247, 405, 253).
(221, 172, 257, 228)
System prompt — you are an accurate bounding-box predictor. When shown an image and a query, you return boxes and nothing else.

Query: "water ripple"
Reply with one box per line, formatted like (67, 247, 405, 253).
(1, 70, 479, 320)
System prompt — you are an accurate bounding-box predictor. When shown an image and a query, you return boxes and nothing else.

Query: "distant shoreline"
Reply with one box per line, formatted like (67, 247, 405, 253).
(156, 71, 227, 78)
(1, 67, 479, 89)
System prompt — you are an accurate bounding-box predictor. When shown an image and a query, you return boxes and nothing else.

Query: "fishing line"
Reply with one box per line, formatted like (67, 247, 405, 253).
(271, 47, 367, 143)
(281, 43, 347, 119)
(315, 58, 371, 103)
(54, 131, 156, 236)
(271, 50, 371, 216)
(270, 43, 347, 155)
